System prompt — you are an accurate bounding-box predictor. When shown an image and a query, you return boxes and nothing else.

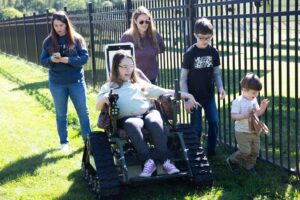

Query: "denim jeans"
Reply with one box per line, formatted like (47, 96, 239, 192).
(191, 95, 219, 154)
(49, 80, 91, 144)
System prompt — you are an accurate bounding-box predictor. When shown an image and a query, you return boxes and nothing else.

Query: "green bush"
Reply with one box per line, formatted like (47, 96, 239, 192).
(65, 0, 86, 11)
(102, 1, 113, 8)
(0, 7, 23, 20)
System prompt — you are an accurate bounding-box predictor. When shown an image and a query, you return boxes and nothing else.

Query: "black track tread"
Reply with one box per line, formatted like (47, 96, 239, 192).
(83, 132, 121, 198)
(182, 129, 213, 187)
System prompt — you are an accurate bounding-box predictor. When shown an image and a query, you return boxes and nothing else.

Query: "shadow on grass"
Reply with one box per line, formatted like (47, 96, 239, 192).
(58, 169, 95, 200)
(53, 150, 300, 200)
(12, 80, 55, 112)
(122, 180, 208, 200)
(102, 145, 298, 200)
(206, 146, 296, 199)
(0, 68, 55, 113)
(0, 148, 82, 186)
(0, 67, 84, 138)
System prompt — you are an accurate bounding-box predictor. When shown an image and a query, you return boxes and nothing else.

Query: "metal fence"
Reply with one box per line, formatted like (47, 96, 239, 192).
(0, 0, 299, 175)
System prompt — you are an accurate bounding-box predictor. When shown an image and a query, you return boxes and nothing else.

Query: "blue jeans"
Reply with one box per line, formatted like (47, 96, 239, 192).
(49, 80, 91, 144)
(191, 96, 219, 154)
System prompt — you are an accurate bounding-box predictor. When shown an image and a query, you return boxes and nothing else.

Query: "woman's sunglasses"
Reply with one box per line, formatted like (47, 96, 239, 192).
(138, 20, 150, 25)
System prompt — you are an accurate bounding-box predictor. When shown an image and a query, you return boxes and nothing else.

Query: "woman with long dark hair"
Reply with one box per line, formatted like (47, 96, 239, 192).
(40, 11, 91, 153)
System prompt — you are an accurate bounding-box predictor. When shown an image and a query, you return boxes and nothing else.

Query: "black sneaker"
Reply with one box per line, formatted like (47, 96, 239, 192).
(226, 157, 239, 172)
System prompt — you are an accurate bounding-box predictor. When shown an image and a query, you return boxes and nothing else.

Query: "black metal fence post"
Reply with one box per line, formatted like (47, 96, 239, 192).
(46, 9, 50, 35)
(23, 14, 28, 60)
(15, 16, 19, 56)
(190, 0, 196, 43)
(126, 0, 132, 28)
(3, 19, 7, 53)
(33, 12, 39, 64)
(88, 2, 97, 88)
(0, 20, 1, 51)
(8, 17, 12, 54)
(186, 0, 196, 47)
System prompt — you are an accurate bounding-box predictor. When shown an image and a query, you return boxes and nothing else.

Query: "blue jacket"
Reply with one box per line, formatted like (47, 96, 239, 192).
(40, 34, 89, 84)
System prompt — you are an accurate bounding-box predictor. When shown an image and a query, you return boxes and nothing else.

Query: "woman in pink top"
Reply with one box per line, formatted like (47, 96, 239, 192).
(120, 6, 165, 84)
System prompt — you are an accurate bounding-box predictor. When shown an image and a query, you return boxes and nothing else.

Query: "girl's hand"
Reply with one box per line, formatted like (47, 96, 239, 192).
(51, 56, 60, 63)
(184, 95, 200, 113)
(184, 100, 194, 113)
(51, 56, 69, 64)
(59, 57, 69, 64)
(96, 93, 110, 110)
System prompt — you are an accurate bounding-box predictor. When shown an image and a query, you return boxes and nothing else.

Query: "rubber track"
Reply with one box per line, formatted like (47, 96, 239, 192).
(182, 129, 213, 186)
(82, 132, 121, 199)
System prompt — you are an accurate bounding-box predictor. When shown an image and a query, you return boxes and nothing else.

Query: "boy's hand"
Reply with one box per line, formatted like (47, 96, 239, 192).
(219, 88, 226, 100)
(243, 111, 251, 119)
(260, 99, 270, 110)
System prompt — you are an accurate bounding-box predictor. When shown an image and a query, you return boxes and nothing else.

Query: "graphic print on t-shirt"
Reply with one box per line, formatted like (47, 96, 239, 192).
(194, 56, 213, 69)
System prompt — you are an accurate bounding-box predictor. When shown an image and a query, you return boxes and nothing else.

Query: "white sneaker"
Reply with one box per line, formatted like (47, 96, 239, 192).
(60, 144, 69, 153)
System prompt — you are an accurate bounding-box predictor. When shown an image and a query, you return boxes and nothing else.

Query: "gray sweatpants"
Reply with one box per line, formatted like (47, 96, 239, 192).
(119, 109, 168, 163)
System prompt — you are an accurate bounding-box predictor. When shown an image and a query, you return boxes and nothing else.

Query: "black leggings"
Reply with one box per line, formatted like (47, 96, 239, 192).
(119, 110, 168, 163)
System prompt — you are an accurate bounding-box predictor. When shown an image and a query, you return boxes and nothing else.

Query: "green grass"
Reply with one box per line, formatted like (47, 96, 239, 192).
(0, 54, 299, 199)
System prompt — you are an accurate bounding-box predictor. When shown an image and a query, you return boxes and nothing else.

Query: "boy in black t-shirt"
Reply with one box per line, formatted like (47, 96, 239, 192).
(180, 18, 226, 156)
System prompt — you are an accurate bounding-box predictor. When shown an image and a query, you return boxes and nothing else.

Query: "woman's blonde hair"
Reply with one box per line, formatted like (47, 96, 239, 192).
(126, 6, 161, 52)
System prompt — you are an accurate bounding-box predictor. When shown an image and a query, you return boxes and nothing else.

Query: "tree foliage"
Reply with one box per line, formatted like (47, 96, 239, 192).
(0, 7, 23, 19)
(65, 0, 86, 11)
(0, 0, 123, 19)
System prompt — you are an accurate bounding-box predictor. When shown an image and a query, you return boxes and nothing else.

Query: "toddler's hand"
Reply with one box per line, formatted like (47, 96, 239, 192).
(243, 111, 251, 119)
(260, 99, 270, 109)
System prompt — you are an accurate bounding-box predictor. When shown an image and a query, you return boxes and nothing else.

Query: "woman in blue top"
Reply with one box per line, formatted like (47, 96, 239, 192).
(40, 11, 91, 153)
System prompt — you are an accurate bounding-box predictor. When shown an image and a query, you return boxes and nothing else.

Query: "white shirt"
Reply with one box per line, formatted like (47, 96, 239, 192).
(231, 95, 259, 133)
(99, 81, 167, 118)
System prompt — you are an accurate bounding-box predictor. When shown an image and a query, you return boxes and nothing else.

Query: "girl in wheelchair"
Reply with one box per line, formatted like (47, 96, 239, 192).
(96, 50, 199, 177)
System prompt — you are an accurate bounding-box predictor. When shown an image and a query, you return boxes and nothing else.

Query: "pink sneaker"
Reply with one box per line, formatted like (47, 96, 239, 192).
(140, 159, 157, 177)
(163, 160, 180, 174)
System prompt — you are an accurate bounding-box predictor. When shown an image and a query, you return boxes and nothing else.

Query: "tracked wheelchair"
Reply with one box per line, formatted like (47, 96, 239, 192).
(81, 43, 213, 199)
